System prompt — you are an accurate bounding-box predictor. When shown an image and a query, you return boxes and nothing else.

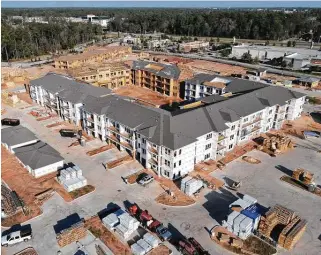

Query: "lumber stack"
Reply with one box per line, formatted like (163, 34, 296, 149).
(56, 222, 86, 247)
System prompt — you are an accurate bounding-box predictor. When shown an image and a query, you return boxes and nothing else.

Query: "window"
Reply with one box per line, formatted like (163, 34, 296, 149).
(231, 125, 235, 130)
(243, 117, 248, 122)
(206, 133, 212, 140)
(174, 151, 177, 157)
(230, 135, 234, 140)
(205, 144, 211, 150)
(269, 109, 273, 114)
(179, 160, 181, 166)
(179, 149, 182, 155)
(229, 144, 233, 149)
(204, 153, 210, 160)
(142, 149, 146, 154)
(268, 118, 271, 123)
(138, 143, 140, 148)
(165, 148, 170, 155)
(142, 138, 146, 144)
(137, 134, 140, 139)
(165, 160, 170, 166)
(174, 163, 176, 168)
(164, 170, 170, 177)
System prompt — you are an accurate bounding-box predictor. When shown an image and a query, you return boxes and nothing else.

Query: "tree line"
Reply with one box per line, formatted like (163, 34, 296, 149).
(1, 20, 102, 61)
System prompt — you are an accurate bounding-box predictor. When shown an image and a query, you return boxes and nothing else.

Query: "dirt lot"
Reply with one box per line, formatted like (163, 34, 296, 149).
(1, 147, 93, 226)
(149, 244, 172, 255)
(219, 141, 256, 165)
(85, 216, 131, 255)
(113, 86, 182, 107)
(282, 114, 321, 138)
(13, 247, 38, 255)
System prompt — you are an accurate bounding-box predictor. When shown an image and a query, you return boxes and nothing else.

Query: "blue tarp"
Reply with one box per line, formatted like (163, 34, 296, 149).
(304, 131, 320, 138)
(241, 204, 261, 220)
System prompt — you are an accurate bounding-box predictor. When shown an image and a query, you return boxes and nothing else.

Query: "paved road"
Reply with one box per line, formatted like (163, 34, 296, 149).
(2, 103, 321, 255)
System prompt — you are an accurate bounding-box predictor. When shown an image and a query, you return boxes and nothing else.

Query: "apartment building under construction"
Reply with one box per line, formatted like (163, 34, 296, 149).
(67, 62, 131, 89)
(131, 60, 181, 98)
(30, 73, 305, 180)
(54, 46, 132, 69)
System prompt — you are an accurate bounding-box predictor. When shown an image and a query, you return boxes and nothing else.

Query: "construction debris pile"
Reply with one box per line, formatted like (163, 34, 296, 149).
(258, 204, 307, 250)
(102, 208, 140, 240)
(180, 176, 204, 196)
(131, 233, 159, 255)
(58, 165, 87, 192)
(1, 184, 23, 218)
(256, 133, 294, 155)
(1, 91, 20, 107)
(56, 221, 87, 247)
(223, 195, 260, 240)
(292, 168, 314, 186)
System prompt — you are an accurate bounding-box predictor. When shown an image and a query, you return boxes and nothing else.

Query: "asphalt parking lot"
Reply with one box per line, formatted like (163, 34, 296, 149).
(2, 104, 321, 255)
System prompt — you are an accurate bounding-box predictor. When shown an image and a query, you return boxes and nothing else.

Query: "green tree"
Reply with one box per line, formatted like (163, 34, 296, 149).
(241, 52, 253, 63)
(216, 37, 220, 43)
(253, 56, 260, 64)
(292, 41, 296, 47)
(287, 41, 292, 47)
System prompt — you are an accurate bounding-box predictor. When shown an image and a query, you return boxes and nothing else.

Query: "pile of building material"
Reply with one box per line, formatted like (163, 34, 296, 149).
(1, 184, 23, 218)
(56, 221, 87, 247)
(58, 166, 87, 192)
(258, 204, 307, 250)
(131, 233, 159, 255)
(180, 176, 204, 196)
(102, 208, 140, 240)
(256, 133, 294, 155)
(223, 195, 260, 240)
(242, 156, 261, 164)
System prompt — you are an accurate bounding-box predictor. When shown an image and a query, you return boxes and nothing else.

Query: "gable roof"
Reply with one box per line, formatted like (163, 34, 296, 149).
(13, 141, 64, 170)
(1, 125, 38, 147)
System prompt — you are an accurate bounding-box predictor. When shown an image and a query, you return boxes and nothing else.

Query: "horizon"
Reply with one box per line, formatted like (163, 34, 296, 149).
(2, 1, 321, 9)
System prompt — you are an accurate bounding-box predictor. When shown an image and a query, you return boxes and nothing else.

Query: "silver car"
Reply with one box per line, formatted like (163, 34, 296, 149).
(138, 173, 154, 186)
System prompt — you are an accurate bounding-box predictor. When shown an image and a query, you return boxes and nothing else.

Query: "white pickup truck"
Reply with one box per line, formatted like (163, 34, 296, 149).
(1, 228, 32, 247)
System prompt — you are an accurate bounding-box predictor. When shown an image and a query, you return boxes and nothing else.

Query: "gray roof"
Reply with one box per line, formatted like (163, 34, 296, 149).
(185, 73, 231, 85)
(31, 73, 112, 104)
(13, 141, 64, 170)
(1, 125, 38, 147)
(199, 94, 228, 104)
(132, 60, 180, 80)
(225, 79, 267, 94)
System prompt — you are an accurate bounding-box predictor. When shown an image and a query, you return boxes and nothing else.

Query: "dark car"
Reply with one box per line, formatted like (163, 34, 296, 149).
(59, 129, 79, 138)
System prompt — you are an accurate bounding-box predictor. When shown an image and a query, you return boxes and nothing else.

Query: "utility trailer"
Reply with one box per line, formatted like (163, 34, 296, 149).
(1, 118, 20, 126)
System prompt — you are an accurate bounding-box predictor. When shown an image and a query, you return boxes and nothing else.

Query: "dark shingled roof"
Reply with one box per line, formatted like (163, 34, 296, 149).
(13, 141, 64, 170)
(132, 60, 181, 80)
(1, 125, 38, 147)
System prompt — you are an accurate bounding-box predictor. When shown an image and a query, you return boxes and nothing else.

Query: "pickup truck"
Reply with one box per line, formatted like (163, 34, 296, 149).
(149, 221, 172, 241)
(1, 118, 20, 126)
(1, 228, 32, 247)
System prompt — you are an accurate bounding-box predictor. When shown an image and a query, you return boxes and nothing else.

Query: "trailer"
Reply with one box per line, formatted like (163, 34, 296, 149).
(1, 118, 20, 126)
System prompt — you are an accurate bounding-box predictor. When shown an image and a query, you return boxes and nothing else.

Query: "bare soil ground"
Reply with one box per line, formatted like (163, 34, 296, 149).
(69, 185, 95, 200)
(282, 114, 321, 138)
(113, 86, 182, 107)
(146, 170, 195, 206)
(16, 92, 33, 105)
(125, 170, 144, 184)
(86, 145, 114, 156)
(220, 141, 256, 165)
(85, 216, 131, 255)
(149, 244, 172, 255)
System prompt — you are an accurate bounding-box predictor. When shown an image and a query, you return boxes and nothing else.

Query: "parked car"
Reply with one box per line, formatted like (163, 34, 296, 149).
(1, 118, 20, 126)
(137, 173, 154, 186)
(1, 228, 32, 247)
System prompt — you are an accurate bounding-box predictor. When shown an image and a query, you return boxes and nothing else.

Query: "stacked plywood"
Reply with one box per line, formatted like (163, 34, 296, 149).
(273, 204, 296, 225)
(56, 222, 86, 247)
(258, 210, 278, 236)
(283, 219, 307, 250)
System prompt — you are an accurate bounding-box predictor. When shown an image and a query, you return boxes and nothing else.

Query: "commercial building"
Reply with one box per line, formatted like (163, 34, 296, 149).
(1, 125, 39, 152)
(13, 141, 64, 178)
(30, 73, 305, 180)
(231, 45, 321, 61)
(147, 39, 171, 50)
(179, 41, 210, 52)
(131, 60, 181, 98)
(54, 46, 132, 69)
(283, 53, 311, 70)
(67, 62, 131, 89)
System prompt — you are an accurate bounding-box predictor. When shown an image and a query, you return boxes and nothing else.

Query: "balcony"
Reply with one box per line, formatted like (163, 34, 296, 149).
(218, 135, 226, 141)
(148, 158, 158, 166)
(107, 134, 120, 143)
(242, 116, 262, 128)
(107, 125, 119, 132)
(217, 144, 226, 151)
(121, 141, 133, 150)
(87, 116, 95, 123)
(149, 147, 158, 155)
